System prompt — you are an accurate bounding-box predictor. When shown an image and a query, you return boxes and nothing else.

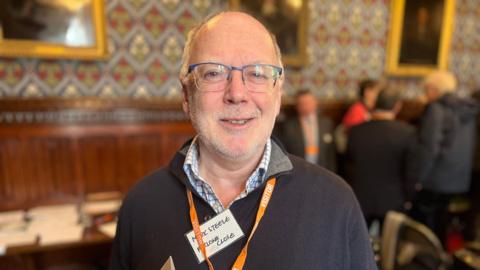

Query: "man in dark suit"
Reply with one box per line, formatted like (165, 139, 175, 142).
(346, 90, 418, 227)
(276, 89, 337, 172)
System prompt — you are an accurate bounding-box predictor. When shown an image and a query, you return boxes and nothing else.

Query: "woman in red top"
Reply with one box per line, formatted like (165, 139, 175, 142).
(342, 79, 381, 130)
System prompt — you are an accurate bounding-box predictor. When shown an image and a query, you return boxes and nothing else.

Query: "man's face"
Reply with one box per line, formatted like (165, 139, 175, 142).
(425, 84, 439, 102)
(182, 13, 283, 162)
(296, 94, 317, 117)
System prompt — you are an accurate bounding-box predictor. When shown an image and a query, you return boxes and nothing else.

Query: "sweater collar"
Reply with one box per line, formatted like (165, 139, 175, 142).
(170, 137, 293, 189)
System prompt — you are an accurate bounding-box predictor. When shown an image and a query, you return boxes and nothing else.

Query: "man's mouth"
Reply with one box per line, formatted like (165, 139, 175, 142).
(221, 118, 253, 125)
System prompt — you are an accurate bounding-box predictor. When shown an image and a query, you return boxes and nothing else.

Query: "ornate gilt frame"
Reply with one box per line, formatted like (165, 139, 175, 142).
(229, 0, 308, 67)
(385, 0, 455, 76)
(0, 0, 108, 60)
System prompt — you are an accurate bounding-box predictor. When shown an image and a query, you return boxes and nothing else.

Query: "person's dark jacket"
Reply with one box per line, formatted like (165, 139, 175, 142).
(110, 139, 377, 270)
(346, 120, 418, 218)
(471, 91, 480, 173)
(418, 93, 478, 193)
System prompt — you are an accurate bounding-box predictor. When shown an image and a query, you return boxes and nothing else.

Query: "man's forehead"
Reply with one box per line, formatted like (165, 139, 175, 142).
(193, 13, 274, 50)
(199, 16, 270, 42)
(203, 12, 269, 34)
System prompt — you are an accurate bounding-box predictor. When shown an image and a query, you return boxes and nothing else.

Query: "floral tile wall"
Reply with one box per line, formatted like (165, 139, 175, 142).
(0, 0, 478, 100)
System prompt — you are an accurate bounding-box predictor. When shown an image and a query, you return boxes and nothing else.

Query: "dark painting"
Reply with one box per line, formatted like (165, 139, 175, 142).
(399, 0, 445, 66)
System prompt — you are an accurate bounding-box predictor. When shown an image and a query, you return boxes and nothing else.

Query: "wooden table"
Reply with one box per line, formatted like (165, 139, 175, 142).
(0, 228, 113, 270)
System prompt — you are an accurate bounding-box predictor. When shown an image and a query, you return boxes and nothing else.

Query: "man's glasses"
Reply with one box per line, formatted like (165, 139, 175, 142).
(186, 62, 283, 93)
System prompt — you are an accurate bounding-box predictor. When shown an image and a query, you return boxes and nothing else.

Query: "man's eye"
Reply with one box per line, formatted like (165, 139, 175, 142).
(246, 70, 268, 81)
(202, 70, 223, 80)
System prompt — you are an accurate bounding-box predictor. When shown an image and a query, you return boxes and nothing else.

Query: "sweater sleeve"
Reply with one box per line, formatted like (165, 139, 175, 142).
(110, 202, 132, 270)
(347, 195, 378, 270)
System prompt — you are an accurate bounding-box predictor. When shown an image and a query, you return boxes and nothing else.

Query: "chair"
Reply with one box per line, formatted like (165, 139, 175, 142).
(381, 211, 451, 270)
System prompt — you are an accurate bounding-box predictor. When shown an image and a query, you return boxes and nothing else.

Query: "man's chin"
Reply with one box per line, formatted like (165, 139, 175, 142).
(198, 135, 262, 161)
(218, 149, 252, 161)
(215, 145, 257, 161)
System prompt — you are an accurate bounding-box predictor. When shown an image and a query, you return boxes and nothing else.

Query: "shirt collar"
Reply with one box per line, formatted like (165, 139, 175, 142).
(182, 136, 272, 213)
(184, 136, 271, 183)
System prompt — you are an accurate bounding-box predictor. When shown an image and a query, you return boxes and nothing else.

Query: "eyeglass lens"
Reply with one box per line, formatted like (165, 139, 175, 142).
(192, 63, 280, 92)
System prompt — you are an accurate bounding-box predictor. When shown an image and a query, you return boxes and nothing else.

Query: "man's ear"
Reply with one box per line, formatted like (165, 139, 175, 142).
(182, 85, 190, 115)
(275, 87, 283, 117)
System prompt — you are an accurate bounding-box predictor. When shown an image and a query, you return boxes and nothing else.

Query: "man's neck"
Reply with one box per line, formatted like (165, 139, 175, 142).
(371, 111, 396, 120)
(197, 142, 265, 208)
(299, 111, 316, 118)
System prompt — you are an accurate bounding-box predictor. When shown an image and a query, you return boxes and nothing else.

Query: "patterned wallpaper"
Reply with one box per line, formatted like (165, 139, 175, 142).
(0, 0, 478, 100)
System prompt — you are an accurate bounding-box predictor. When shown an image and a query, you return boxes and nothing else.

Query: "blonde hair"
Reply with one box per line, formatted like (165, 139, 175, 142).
(179, 11, 283, 81)
(423, 70, 457, 95)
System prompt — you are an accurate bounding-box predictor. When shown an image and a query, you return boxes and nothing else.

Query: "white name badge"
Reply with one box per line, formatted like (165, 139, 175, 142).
(185, 209, 244, 263)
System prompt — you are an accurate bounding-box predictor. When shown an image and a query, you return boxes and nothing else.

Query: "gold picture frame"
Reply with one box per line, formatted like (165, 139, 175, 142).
(229, 0, 308, 67)
(0, 0, 108, 60)
(385, 0, 455, 76)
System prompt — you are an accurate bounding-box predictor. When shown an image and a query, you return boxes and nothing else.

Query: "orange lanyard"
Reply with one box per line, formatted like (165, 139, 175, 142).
(187, 178, 276, 270)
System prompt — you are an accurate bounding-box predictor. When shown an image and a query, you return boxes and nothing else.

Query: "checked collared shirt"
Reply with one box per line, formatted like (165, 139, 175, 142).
(183, 136, 271, 214)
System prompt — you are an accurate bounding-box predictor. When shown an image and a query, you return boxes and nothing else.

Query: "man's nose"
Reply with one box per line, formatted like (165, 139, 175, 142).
(224, 71, 248, 104)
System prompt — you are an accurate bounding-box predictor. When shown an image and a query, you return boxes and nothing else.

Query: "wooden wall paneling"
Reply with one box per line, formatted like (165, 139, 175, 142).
(78, 134, 122, 194)
(119, 134, 164, 192)
(160, 123, 196, 163)
(25, 137, 79, 203)
(0, 131, 81, 210)
(0, 138, 26, 210)
(116, 123, 195, 192)
(71, 138, 86, 198)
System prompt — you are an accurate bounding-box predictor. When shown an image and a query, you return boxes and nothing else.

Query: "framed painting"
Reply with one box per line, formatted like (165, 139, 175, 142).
(385, 0, 455, 76)
(229, 0, 308, 67)
(0, 0, 108, 60)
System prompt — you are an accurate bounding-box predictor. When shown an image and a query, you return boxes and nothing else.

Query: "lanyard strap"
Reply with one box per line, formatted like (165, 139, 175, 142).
(187, 178, 277, 270)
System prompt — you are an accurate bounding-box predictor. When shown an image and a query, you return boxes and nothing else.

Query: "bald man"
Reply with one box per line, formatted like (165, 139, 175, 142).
(110, 12, 376, 270)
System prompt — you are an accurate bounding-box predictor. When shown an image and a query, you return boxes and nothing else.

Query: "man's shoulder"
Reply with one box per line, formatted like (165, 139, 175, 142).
(374, 120, 415, 134)
(353, 119, 413, 132)
(122, 166, 184, 208)
(348, 121, 374, 138)
(391, 120, 416, 134)
(287, 155, 354, 200)
(424, 100, 446, 117)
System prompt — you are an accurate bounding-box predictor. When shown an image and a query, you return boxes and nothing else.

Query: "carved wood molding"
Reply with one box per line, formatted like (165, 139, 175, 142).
(0, 98, 189, 124)
(0, 97, 425, 124)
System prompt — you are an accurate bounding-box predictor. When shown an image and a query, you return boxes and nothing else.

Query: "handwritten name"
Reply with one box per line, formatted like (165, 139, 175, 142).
(203, 233, 236, 248)
(190, 215, 231, 242)
(208, 215, 230, 232)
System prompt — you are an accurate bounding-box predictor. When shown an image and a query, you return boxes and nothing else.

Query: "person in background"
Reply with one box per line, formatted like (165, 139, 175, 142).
(342, 79, 381, 130)
(110, 11, 376, 270)
(346, 89, 418, 229)
(335, 80, 382, 176)
(275, 89, 337, 172)
(411, 70, 478, 244)
(467, 89, 480, 241)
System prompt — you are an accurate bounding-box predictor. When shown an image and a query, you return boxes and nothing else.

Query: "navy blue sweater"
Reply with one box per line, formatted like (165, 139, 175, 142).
(111, 140, 377, 270)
